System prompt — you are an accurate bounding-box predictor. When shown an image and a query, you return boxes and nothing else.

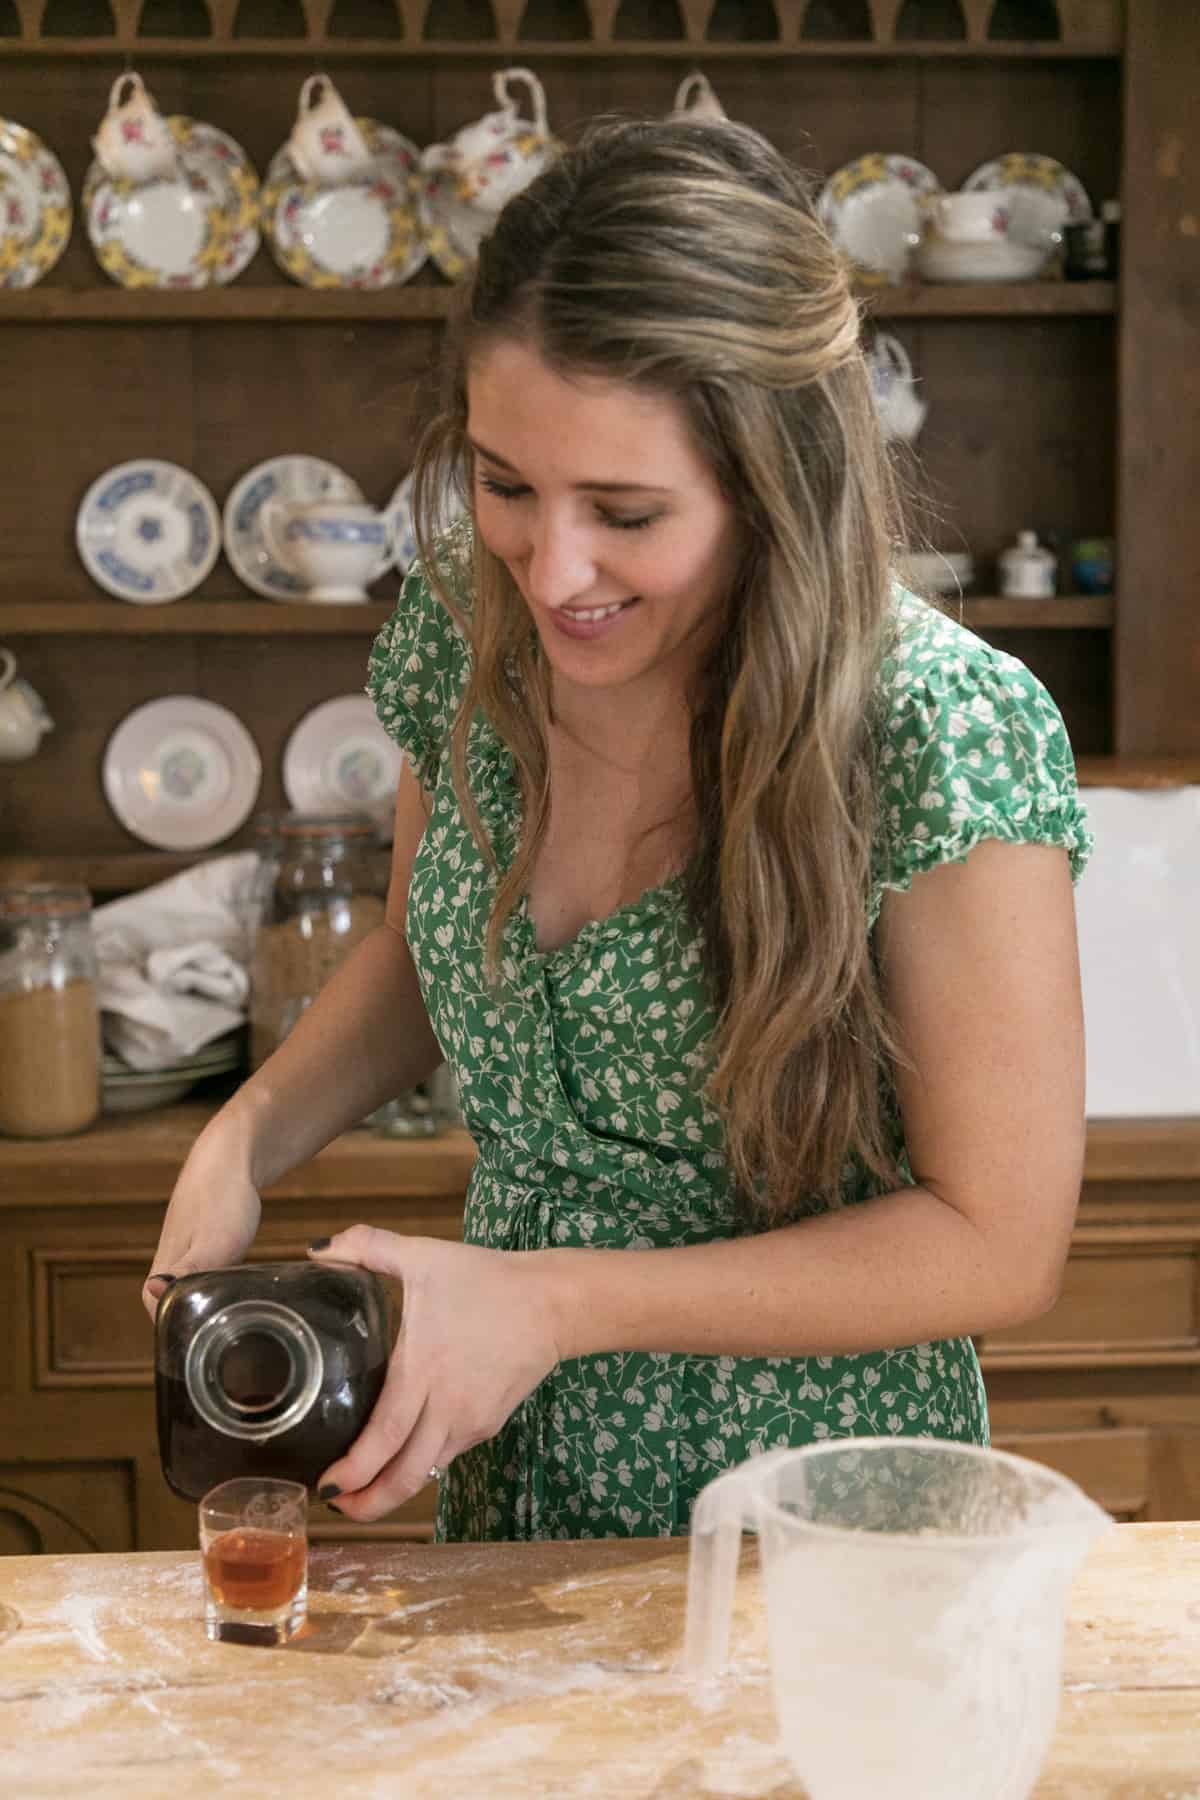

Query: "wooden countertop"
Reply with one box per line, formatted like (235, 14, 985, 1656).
(1, 1102, 1199, 1208)
(0, 1524, 1197, 1797)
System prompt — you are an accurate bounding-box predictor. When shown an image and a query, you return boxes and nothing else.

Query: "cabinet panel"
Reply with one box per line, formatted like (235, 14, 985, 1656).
(982, 1241, 1200, 1366)
(992, 1427, 1200, 1523)
(0, 1461, 136, 1553)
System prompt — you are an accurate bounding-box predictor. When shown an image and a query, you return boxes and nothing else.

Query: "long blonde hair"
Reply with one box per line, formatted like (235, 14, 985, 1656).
(413, 118, 905, 1217)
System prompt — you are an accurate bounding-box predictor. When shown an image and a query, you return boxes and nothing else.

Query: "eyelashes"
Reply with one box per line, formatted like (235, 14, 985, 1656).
(476, 473, 659, 532)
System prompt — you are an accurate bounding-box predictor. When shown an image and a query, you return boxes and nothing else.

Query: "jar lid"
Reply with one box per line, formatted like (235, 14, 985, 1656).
(0, 881, 92, 920)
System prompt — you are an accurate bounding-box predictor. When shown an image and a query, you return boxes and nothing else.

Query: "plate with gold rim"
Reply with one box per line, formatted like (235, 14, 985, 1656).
(84, 117, 260, 290)
(0, 117, 72, 289)
(817, 152, 942, 285)
(961, 154, 1093, 254)
(261, 120, 426, 290)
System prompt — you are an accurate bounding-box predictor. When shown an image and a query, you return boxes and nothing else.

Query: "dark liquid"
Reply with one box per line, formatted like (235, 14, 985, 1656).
(204, 1528, 306, 1611)
(157, 1361, 387, 1502)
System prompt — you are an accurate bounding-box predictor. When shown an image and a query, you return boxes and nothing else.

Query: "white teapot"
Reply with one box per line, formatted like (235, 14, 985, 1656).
(260, 498, 393, 604)
(0, 649, 54, 762)
(422, 67, 555, 219)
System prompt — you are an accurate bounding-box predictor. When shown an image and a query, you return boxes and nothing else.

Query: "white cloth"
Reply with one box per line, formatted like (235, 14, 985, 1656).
(93, 851, 257, 1071)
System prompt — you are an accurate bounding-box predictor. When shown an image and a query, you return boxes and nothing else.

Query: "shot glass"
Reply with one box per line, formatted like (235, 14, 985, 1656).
(199, 1477, 308, 1646)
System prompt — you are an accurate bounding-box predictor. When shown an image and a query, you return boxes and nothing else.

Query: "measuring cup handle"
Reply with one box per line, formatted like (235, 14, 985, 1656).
(681, 1447, 794, 1681)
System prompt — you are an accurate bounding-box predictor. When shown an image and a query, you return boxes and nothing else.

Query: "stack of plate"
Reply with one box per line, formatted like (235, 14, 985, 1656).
(101, 1031, 244, 1115)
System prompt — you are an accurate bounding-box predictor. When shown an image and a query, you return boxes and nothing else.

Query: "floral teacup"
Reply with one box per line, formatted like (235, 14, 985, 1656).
(92, 72, 180, 186)
(422, 67, 555, 219)
(287, 74, 374, 187)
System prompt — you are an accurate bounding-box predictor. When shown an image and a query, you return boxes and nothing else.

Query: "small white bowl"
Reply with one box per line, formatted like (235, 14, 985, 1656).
(914, 237, 1047, 284)
(898, 550, 975, 596)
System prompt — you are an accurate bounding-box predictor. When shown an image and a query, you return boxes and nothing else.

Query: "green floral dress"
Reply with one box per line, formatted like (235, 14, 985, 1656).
(367, 531, 1092, 1543)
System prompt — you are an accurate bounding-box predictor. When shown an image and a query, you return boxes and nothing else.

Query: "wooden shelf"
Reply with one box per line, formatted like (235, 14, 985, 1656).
(1076, 757, 1200, 789)
(0, 596, 1112, 636)
(0, 288, 458, 324)
(0, 601, 395, 634)
(0, 282, 1115, 325)
(959, 596, 1114, 629)
(0, 39, 1122, 63)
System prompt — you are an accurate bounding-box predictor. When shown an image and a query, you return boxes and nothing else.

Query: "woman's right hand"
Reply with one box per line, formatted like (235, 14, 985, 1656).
(141, 1122, 263, 1319)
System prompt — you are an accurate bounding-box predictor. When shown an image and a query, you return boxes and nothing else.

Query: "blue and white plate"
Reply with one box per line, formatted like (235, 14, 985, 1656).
(76, 459, 221, 603)
(385, 467, 467, 578)
(223, 454, 363, 601)
(102, 695, 261, 851)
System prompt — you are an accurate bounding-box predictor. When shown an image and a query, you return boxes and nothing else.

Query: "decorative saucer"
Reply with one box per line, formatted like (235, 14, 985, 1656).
(961, 154, 1092, 254)
(0, 117, 72, 289)
(282, 694, 405, 828)
(817, 153, 942, 284)
(261, 120, 426, 289)
(76, 459, 221, 603)
(413, 162, 496, 282)
(223, 455, 364, 601)
(84, 118, 259, 289)
(102, 696, 262, 851)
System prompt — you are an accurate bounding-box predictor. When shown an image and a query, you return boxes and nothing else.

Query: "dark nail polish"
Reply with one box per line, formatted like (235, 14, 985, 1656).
(308, 1237, 331, 1252)
(148, 1272, 176, 1285)
(317, 1483, 341, 1502)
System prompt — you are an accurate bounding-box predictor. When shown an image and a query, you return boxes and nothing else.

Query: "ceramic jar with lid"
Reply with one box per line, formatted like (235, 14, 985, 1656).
(0, 883, 100, 1137)
(998, 529, 1057, 599)
(248, 812, 385, 1071)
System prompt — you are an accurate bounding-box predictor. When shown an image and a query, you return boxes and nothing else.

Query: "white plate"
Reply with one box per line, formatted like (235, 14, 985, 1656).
(914, 235, 1047, 283)
(262, 120, 427, 289)
(103, 696, 262, 851)
(283, 694, 404, 827)
(961, 154, 1092, 253)
(76, 460, 221, 603)
(223, 455, 364, 601)
(817, 153, 942, 283)
(385, 467, 468, 577)
(0, 117, 72, 288)
(84, 118, 259, 289)
(102, 1072, 198, 1113)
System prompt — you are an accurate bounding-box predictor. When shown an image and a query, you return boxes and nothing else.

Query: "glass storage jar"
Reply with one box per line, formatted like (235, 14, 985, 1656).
(0, 883, 100, 1138)
(248, 813, 386, 1071)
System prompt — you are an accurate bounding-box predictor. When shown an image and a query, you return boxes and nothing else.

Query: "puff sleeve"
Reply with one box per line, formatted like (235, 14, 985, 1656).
(366, 532, 472, 794)
(870, 592, 1093, 926)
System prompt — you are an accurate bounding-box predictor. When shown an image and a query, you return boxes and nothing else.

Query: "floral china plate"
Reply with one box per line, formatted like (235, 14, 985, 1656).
(102, 695, 262, 851)
(282, 694, 405, 828)
(961, 154, 1092, 254)
(413, 162, 495, 282)
(223, 454, 364, 601)
(817, 153, 943, 284)
(84, 117, 259, 289)
(76, 459, 221, 602)
(261, 120, 426, 289)
(0, 118, 72, 288)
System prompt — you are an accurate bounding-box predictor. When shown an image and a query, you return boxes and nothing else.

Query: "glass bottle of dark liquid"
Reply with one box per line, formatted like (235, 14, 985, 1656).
(155, 1261, 392, 1502)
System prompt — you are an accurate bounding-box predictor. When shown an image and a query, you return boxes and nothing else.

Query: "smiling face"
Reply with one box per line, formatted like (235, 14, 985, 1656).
(466, 338, 743, 714)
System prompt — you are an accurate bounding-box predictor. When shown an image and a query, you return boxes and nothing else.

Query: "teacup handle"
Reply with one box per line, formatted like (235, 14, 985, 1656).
(493, 66, 549, 138)
(0, 648, 15, 695)
(298, 73, 331, 116)
(672, 72, 726, 119)
(107, 71, 149, 113)
(872, 331, 912, 383)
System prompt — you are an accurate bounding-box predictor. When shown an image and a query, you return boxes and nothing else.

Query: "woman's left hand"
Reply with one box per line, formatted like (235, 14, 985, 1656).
(309, 1226, 565, 1522)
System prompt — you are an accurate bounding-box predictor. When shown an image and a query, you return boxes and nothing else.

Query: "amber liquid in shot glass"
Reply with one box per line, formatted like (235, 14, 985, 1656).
(199, 1478, 308, 1645)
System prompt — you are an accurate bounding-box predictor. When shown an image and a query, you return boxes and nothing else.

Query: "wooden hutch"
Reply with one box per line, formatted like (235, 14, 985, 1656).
(0, 0, 1198, 1550)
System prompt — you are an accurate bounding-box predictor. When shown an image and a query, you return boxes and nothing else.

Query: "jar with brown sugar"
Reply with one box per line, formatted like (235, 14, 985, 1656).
(248, 813, 386, 1071)
(0, 883, 101, 1138)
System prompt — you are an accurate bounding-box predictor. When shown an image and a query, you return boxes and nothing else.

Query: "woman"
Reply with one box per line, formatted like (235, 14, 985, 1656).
(143, 119, 1091, 1542)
